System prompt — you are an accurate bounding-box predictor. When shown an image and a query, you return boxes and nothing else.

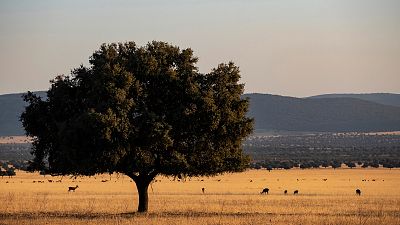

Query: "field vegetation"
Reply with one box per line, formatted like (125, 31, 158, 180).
(0, 168, 399, 225)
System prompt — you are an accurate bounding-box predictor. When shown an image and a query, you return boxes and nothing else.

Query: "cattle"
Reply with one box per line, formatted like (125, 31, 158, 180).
(284, 190, 288, 194)
(294, 190, 299, 195)
(260, 188, 269, 194)
(356, 189, 361, 196)
(202, 188, 205, 194)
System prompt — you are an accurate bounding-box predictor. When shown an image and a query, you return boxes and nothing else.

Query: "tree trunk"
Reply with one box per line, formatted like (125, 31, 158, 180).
(135, 179, 150, 212)
(128, 171, 157, 213)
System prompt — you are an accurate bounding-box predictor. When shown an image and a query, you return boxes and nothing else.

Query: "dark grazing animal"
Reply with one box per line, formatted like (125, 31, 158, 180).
(284, 190, 288, 194)
(202, 188, 205, 194)
(294, 190, 299, 195)
(260, 188, 269, 194)
(356, 189, 361, 196)
(68, 185, 79, 192)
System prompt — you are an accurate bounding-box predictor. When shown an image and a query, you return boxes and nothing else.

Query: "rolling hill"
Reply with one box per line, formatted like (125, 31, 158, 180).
(1, 92, 400, 136)
(244, 93, 400, 132)
(0, 91, 46, 136)
(308, 93, 400, 107)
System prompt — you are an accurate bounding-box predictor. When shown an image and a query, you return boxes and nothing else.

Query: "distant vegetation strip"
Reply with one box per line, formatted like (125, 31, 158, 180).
(245, 133, 400, 170)
(1, 132, 400, 173)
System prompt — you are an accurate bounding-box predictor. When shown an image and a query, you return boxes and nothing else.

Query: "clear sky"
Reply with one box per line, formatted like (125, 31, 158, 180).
(0, 0, 399, 97)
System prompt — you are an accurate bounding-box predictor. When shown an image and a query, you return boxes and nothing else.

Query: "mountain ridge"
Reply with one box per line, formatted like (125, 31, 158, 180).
(243, 93, 400, 132)
(308, 93, 400, 107)
(1, 91, 399, 136)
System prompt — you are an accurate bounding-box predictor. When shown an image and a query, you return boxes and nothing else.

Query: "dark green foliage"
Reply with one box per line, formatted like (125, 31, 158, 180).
(0, 162, 8, 170)
(20, 41, 253, 212)
(345, 162, 356, 168)
(331, 161, 341, 169)
(6, 168, 16, 177)
(39, 170, 47, 176)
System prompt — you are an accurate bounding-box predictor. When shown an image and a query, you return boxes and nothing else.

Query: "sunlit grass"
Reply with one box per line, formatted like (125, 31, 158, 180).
(0, 168, 399, 224)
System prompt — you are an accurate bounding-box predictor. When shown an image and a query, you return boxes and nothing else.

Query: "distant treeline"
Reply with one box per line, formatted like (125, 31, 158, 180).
(0, 143, 32, 161)
(245, 133, 400, 169)
(1, 133, 400, 171)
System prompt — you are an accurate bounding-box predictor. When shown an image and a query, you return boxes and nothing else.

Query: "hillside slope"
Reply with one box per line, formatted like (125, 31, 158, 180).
(0, 92, 46, 136)
(1, 92, 400, 136)
(244, 93, 400, 132)
(309, 93, 400, 107)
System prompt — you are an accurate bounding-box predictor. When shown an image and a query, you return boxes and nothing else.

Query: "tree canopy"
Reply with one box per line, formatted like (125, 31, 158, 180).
(21, 41, 253, 212)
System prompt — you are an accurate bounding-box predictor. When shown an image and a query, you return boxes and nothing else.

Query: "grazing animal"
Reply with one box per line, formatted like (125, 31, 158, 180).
(68, 185, 79, 192)
(202, 188, 205, 194)
(250, 180, 253, 182)
(356, 189, 361, 196)
(48, 180, 53, 183)
(284, 190, 288, 194)
(260, 188, 269, 194)
(294, 190, 299, 195)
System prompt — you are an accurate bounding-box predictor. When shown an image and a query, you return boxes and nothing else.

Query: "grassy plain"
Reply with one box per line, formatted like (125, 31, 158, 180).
(0, 168, 399, 225)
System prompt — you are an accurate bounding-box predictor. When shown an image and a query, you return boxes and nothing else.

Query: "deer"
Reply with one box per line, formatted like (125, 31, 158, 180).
(260, 188, 269, 194)
(68, 185, 79, 192)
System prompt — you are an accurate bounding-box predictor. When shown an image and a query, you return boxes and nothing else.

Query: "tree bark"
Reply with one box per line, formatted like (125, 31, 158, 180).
(135, 179, 150, 212)
(129, 172, 157, 213)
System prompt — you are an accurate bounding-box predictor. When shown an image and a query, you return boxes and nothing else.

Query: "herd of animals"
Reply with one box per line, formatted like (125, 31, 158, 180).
(256, 187, 361, 195)
(27, 179, 365, 196)
(65, 185, 363, 196)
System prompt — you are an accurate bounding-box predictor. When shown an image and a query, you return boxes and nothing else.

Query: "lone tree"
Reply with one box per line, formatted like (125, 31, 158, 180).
(21, 41, 253, 212)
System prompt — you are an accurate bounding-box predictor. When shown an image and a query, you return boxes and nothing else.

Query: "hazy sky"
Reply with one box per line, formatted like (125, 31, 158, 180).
(0, 0, 399, 97)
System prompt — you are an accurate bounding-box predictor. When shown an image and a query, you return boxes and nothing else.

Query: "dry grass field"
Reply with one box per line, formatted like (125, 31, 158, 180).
(0, 168, 399, 225)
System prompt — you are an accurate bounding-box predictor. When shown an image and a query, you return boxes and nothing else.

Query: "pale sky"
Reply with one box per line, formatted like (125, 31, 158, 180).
(0, 0, 399, 97)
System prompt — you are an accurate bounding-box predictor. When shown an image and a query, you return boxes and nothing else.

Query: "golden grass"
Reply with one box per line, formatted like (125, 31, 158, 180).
(0, 168, 399, 225)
